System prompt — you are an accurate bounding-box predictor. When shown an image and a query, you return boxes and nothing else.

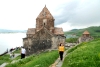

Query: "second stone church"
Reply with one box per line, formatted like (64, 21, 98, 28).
(23, 6, 65, 55)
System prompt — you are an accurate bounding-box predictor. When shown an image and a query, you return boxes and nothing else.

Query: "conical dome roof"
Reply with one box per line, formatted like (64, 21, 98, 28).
(83, 30, 90, 34)
(36, 5, 54, 19)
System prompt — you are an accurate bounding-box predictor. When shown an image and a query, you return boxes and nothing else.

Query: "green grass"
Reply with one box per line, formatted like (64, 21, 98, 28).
(0, 53, 21, 65)
(62, 38, 100, 67)
(13, 49, 21, 53)
(66, 38, 78, 43)
(5, 50, 59, 67)
(0, 54, 12, 65)
(13, 55, 21, 60)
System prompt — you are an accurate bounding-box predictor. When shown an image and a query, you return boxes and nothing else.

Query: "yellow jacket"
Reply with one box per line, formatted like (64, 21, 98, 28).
(59, 46, 64, 52)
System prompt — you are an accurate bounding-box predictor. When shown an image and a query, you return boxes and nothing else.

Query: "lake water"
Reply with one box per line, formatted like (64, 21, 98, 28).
(0, 33, 26, 54)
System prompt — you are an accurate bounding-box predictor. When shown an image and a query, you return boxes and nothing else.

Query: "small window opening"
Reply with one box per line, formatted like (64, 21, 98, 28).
(28, 48, 31, 52)
(44, 23, 45, 26)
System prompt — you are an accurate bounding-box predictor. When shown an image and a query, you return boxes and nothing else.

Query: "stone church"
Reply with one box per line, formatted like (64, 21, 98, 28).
(78, 30, 94, 43)
(23, 6, 66, 55)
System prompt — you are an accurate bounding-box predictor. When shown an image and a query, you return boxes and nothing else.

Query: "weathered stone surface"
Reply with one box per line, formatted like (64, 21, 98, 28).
(23, 6, 65, 56)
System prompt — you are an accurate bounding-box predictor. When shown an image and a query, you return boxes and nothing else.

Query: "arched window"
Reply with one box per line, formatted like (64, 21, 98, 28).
(44, 23, 45, 26)
(43, 19, 47, 26)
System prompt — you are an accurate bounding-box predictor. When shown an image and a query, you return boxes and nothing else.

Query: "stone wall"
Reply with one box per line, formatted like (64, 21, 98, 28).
(78, 36, 94, 43)
(24, 27, 53, 55)
(51, 35, 66, 49)
(23, 29, 66, 56)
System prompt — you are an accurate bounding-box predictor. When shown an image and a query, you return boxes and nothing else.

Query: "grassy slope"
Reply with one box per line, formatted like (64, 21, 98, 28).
(0, 49, 21, 65)
(5, 50, 59, 67)
(0, 54, 11, 65)
(64, 26, 100, 38)
(62, 39, 100, 67)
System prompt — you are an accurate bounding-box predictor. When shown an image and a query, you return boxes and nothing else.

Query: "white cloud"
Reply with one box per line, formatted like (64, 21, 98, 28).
(56, 22, 72, 31)
(0, 0, 100, 31)
(0, 0, 69, 30)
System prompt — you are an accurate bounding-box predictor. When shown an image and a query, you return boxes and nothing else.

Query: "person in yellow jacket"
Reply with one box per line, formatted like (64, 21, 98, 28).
(58, 43, 65, 61)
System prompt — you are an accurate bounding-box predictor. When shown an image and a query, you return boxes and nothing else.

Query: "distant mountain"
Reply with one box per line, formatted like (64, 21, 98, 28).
(64, 26, 100, 38)
(0, 29, 27, 33)
(70, 29, 78, 32)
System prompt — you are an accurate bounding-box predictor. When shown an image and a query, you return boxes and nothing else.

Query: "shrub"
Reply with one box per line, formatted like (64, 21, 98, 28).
(66, 38, 78, 43)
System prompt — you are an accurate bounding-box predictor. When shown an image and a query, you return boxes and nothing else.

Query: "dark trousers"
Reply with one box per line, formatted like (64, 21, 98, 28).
(59, 51, 64, 61)
(21, 53, 25, 59)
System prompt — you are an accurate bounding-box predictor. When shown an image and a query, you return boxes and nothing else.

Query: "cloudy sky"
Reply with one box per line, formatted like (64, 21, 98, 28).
(0, 0, 100, 31)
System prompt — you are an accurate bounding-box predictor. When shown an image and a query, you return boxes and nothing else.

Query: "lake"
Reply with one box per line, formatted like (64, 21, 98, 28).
(0, 33, 26, 54)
